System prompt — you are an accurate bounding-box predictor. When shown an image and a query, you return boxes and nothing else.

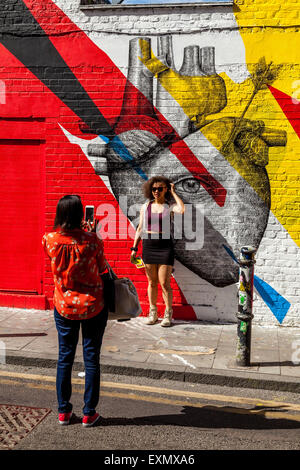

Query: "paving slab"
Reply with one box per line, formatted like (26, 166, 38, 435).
(1, 307, 300, 392)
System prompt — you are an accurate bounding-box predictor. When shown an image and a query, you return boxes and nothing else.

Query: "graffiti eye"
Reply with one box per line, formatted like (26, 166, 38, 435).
(174, 176, 213, 204)
(175, 178, 201, 194)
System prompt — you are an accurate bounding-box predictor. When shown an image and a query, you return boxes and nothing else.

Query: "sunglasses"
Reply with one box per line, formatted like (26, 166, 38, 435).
(152, 186, 166, 193)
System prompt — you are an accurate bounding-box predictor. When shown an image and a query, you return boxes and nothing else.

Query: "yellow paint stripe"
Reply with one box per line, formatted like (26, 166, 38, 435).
(1, 370, 300, 413)
(102, 381, 300, 413)
(234, 0, 300, 246)
(0, 370, 57, 381)
(1, 377, 300, 423)
(100, 391, 300, 423)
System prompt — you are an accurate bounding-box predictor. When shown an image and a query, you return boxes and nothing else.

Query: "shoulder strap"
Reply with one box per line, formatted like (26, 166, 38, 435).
(143, 201, 151, 233)
(105, 261, 118, 280)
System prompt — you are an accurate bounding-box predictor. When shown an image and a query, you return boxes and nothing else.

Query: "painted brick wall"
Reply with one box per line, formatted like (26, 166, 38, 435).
(0, 0, 299, 326)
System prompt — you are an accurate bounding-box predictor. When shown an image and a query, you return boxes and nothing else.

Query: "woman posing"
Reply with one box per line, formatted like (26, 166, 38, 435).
(131, 176, 185, 327)
(42, 195, 107, 427)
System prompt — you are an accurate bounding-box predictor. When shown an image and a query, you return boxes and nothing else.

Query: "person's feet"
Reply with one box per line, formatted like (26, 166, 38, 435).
(145, 306, 158, 325)
(58, 412, 73, 425)
(82, 412, 100, 427)
(160, 308, 173, 327)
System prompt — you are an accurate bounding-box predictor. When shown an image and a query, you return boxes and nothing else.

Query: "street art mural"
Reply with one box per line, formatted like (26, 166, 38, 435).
(0, 0, 299, 324)
(86, 37, 285, 289)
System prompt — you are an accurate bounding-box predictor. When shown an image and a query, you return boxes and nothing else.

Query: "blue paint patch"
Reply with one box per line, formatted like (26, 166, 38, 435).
(222, 244, 291, 323)
(253, 275, 291, 324)
(99, 134, 110, 144)
(99, 133, 148, 180)
(223, 244, 239, 263)
(108, 135, 148, 181)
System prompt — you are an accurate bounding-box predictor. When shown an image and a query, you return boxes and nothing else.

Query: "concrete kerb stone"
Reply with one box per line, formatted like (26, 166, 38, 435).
(4, 351, 300, 394)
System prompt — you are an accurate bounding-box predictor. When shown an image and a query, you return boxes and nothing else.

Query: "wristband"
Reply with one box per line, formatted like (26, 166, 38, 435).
(130, 247, 138, 252)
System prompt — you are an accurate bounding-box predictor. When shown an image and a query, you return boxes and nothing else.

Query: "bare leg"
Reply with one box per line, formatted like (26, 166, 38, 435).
(144, 264, 159, 324)
(145, 264, 159, 308)
(158, 264, 173, 310)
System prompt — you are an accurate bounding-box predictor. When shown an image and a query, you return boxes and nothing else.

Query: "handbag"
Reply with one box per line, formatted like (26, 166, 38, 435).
(102, 262, 142, 321)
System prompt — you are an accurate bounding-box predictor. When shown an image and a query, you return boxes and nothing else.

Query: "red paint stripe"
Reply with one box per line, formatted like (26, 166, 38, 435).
(269, 85, 300, 139)
(22, 0, 226, 207)
(169, 141, 227, 207)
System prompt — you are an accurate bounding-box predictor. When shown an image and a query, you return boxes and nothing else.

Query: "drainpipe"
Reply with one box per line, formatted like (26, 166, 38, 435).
(236, 246, 257, 367)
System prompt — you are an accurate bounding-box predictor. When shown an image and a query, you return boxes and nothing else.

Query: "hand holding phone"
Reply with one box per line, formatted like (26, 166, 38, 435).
(83, 205, 98, 232)
(85, 205, 94, 223)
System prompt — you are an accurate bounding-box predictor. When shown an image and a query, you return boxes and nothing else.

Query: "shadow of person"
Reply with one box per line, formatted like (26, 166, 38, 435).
(97, 404, 300, 431)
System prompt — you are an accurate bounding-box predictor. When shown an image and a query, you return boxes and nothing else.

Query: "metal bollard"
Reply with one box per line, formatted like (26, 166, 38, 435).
(235, 246, 257, 367)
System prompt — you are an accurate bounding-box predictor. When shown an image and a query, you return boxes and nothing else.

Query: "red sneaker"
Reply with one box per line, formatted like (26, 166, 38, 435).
(58, 412, 73, 425)
(82, 412, 100, 427)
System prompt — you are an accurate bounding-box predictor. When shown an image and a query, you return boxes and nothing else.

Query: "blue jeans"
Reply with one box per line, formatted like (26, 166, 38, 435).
(54, 307, 108, 416)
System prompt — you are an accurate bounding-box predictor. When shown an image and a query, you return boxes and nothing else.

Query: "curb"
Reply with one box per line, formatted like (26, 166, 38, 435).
(5, 353, 300, 394)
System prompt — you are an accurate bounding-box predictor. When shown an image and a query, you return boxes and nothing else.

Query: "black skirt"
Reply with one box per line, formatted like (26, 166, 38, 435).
(142, 236, 174, 266)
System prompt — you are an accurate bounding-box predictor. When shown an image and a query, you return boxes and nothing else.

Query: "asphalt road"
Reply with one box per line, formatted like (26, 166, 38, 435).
(1, 363, 300, 453)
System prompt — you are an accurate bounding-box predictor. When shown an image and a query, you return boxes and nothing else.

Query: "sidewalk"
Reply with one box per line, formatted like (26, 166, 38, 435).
(1, 307, 300, 392)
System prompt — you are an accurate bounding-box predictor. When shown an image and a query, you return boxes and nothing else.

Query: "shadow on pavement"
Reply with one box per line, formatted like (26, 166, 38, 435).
(96, 404, 300, 430)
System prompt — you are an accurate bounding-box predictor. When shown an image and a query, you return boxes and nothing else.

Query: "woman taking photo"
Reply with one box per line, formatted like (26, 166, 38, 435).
(42, 195, 107, 427)
(131, 176, 185, 327)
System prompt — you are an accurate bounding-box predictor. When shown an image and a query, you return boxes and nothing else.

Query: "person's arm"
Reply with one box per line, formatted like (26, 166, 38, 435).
(130, 204, 145, 262)
(42, 234, 51, 259)
(170, 183, 185, 214)
(96, 236, 107, 274)
(87, 221, 107, 273)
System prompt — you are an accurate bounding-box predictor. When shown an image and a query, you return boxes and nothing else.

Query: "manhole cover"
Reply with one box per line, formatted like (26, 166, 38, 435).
(0, 404, 51, 449)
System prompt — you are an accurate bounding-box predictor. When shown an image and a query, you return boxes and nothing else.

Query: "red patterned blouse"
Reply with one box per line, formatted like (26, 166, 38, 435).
(42, 229, 106, 320)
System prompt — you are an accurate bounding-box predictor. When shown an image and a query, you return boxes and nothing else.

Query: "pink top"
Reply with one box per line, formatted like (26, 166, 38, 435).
(146, 201, 171, 233)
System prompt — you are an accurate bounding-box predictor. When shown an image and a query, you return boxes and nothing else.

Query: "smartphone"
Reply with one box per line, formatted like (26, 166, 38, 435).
(84, 205, 95, 223)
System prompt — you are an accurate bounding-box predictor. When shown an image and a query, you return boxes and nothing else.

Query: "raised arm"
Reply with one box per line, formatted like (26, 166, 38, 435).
(170, 183, 185, 214)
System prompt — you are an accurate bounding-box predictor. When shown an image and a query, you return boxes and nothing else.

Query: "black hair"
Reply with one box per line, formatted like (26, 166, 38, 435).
(143, 176, 172, 201)
(53, 195, 83, 230)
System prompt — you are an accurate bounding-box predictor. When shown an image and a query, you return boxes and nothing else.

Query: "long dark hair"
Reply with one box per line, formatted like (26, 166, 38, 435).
(53, 195, 84, 230)
(143, 176, 172, 201)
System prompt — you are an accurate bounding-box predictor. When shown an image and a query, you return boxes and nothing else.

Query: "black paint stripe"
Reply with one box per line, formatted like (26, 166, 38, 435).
(0, 0, 113, 137)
